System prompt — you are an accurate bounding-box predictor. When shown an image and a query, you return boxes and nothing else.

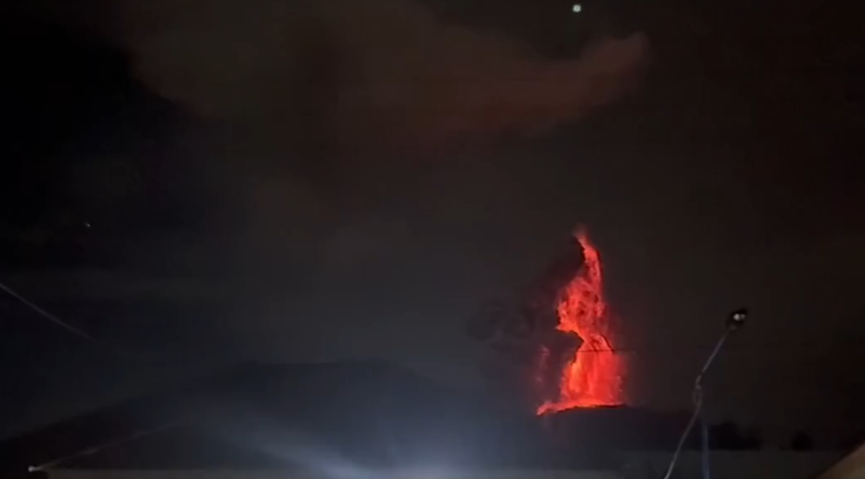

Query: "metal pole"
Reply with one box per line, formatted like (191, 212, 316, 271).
(700, 414, 711, 479)
(661, 331, 730, 479)
(696, 332, 730, 389)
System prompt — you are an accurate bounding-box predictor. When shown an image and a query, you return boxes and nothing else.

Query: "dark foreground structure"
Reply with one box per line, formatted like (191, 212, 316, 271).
(0, 360, 842, 479)
(1, 361, 606, 473)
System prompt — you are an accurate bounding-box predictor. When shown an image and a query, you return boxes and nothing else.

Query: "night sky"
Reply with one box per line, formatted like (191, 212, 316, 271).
(3, 0, 864, 448)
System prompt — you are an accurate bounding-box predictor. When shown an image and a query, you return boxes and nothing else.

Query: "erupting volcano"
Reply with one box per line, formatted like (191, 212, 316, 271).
(537, 231, 625, 414)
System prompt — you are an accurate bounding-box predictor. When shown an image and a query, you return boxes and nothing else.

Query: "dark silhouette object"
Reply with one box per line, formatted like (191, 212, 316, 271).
(741, 426, 764, 450)
(467, 238, 586, 406)
(790, 431, 814, 451)
(709, 422, 762, 450)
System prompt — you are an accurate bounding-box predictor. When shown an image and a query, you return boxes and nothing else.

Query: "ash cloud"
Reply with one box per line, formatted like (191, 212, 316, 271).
(23, 0, 650, 376)
(112, 0, 648, 151)
(98, 0, 648, 267)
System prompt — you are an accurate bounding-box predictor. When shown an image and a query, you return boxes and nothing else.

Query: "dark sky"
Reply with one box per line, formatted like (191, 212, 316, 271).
(2, 0, 864, 447)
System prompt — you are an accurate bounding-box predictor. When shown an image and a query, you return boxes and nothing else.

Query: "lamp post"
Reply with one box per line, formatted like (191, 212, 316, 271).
(662, 308, 747, 479)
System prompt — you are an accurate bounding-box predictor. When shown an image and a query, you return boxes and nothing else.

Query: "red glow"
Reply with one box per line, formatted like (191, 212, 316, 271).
(537, 230, 625, 414)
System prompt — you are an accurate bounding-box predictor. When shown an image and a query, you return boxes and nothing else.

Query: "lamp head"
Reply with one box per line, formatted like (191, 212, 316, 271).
(727, 308, 747, 331)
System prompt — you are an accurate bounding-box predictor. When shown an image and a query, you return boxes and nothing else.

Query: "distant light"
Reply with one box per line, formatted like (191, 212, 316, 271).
(572, 4, 582, 13)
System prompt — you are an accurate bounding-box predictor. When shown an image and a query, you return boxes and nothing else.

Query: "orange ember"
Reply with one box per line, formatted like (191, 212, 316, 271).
(537, 231, 625, 414)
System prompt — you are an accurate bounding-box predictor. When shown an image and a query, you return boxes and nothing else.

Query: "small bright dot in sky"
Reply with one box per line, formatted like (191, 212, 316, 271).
(572, 4, 582, 13)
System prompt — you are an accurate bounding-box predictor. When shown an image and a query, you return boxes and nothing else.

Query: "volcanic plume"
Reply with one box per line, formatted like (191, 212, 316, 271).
(537, 231, 625, 414)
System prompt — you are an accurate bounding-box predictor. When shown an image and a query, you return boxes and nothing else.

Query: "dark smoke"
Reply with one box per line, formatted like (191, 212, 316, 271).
(111, 0, 648, 150)
(99, 0, 648, 263)
(18, 0, 650, 375)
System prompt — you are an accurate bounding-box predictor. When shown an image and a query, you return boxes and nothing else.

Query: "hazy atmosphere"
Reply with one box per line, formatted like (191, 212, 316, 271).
(3, 0, 864, 451)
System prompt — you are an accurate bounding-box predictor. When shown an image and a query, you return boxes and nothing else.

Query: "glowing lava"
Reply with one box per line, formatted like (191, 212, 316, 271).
(537, 230, 625, 414)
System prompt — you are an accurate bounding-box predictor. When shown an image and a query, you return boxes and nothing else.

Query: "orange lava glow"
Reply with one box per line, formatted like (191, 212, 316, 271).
(537, 231, 625, 415)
